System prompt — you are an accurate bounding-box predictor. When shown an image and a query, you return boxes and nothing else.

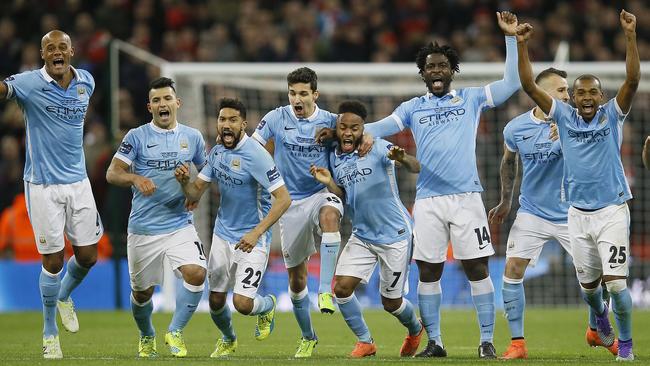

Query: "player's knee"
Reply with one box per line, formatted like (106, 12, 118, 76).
(232, 295, 253, 315)
(209, 292, 227, 311)
(288, 270, 307, 293)
(42, 252, 65, 273)
(416, 260, 443, 282)
(461, 258, 490, 281)
(74, 246, 98, 268)
(182, 265, 207, 286)
(333, 281, 354, 298)
(132, 289, 153, 304)
(381, 297, 401, 313)
(504, 258, 527, 279)
(604, 278, 627, 293)
(319, 207, 341, 231)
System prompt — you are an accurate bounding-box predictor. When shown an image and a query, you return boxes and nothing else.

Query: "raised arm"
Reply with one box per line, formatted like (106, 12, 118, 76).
(516, 23, 553, 115)
(174, 163, 210, 201)
(487, 11, 521, 106)
(616, 10, 640, 114)
(488, 147, 518, 224)
(235, 185, 291, 253)
(106, 157, 157, 196)
(387, 145, 420, 173)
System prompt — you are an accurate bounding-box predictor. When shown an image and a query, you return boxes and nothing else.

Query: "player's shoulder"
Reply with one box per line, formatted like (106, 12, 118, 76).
(73, 68, 94, 84)
(177, 123, 204, 139)
(318, 107, 338, 121)
(124, 122, 151, 140)
(4, 69, 41, 85)
(241, 134, 269, 156)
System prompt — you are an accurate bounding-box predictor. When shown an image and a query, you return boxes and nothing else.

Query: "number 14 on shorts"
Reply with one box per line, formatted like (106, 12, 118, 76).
(474, 226, 491, 250)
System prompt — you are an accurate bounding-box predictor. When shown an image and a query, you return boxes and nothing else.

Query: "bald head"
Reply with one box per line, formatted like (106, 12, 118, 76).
(41, 30, 71, 50)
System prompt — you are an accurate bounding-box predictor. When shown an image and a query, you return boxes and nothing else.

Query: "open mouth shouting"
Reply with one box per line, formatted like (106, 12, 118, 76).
(341, 136, 356, 153)
(293, 104, 304, 116)
(430, 77, 445, 92)
(581, 101, 595, 115)
(221, 129, 237, 147)
(158, 109, 171, 123)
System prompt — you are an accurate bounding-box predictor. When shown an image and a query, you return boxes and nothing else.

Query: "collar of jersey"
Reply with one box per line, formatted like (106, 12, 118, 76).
(40, 66, 82, 84)
(334, 144, 359, 158)
(289, 104, 321, 122)
(232, 133, 249, 150)
(426, 89, 457, 100)
(529, 108, 552, 124)
(149, 121, 179, 134)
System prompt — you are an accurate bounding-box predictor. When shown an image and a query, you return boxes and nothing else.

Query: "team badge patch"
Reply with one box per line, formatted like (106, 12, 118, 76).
(118, 141, 133, 154)
(266, 166, 280, 182)
(450, 96, 463, 105)
(231, 158, 241, 170)
(39, 235, 46, 245)
(180, 139, 189, 151)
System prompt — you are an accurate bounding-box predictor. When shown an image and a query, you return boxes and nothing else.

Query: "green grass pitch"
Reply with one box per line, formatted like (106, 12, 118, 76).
(1, 309, 647, 365)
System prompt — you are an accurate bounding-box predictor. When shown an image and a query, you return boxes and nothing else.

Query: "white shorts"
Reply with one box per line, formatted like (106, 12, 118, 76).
(25, 178, 104, 255)
(412, 192, 495, 263)
(506, 213, 571, 266)
(568, 204, 630, 283)
(279, 190, 344, 268)
(127, 225, 206, 291)
(336, 235, 411, 299)
(207, 234, 269, 299)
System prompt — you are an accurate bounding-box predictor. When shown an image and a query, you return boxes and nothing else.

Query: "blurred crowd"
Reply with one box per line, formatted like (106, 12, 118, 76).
(0, 0, 649, 260)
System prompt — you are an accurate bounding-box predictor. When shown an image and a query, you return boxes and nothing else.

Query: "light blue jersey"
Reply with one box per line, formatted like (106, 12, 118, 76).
(550, 98, 631, 209)
(367, 88, 495, 199)
(115, 122, 207, 235)
(330, 139, 413, 244)
(365, 36, 519, 199)
(252, 105, 337, 200)
(199, 134, 285, 247)
(4, 67, 94, 184)
(503, 110, 568, 223)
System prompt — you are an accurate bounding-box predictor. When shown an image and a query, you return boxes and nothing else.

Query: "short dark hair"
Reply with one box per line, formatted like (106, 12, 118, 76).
(218, 97, 246, 119)
(338, 100, 367, 121)
(574, 74, 602, 90)
(416, 42, 460, 75)
(149, 77, 176, 93)
(287, 67, 317, 91)
(535, 67, 567, 84)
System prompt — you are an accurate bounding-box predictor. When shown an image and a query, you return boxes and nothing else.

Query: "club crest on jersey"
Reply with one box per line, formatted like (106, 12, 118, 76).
(77, 86, 88, 100)
(39, 235, 46, 244)
(450, 96, 463, 105)
(231, 158, 241, 170)
(598, 113, 607, 126)
(180, 139, 189, 151)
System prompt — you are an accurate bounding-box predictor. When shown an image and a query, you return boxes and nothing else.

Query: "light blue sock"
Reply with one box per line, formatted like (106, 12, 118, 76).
(131, 294, 155, 337)
(40, 268, 61, 337)
(250, 294, 274, 315)
(390, 298, 422, 336)
(58, 256, 90, 301)
(319, 232, 340, 293)
(589, 285, 610, 328)
(418, 281, 442, 346)
(581, 286, 605, 315)
(610, 288, 633, 341)
(502, 278, 525, 339)
(168, 282, 203, 332)
(210, 305, 236, 341)
(337, 294, 372, 342)
(470, 277, 495, 343)
(290, 288, 315, 339)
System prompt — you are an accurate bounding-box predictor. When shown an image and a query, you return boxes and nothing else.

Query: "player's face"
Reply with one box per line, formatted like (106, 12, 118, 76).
(539, 74, 569, 103)
(288, 83, 319, 119)
(41, 32, 74, 79)
(422, 53, 454, 97)
(218, 107, 247, 149)
(147, 87, 180, 130)
(572, 78, 603, 120)
(336, 113, 364, 153)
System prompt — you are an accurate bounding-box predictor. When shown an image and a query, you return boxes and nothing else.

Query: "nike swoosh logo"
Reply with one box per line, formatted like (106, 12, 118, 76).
(147, 144, 159, 148)
(609, 264, 621, 269)
(522, 135, 533, 140)
(504, 299, 516, 304)
(284, 126, 297, 130)
(242, 284, 256, 289)
(385, 288, 395, 292)
(334, 161, 344, 168)
(481, 323, 494, 328)
(42, 88, 52, 92)
(324, 244, 338, 248)
(478, 243, 489, 250)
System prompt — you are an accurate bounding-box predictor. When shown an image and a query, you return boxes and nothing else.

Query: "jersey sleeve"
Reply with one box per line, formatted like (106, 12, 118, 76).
(364, 99, 414, 138)
(198, 146, 217, 182)
(249, 144, 285, 193)
(192, 131, 207, 170)
(3, 71, 35, 101)
(375, 139, 395, 166)
(465, 87, 491, 112)
(548, 99, 573, 130)
(604, 98, 628, 126)
(78, 69, 96, 96)
(114, 129, 140, 165)
(503, 124, 517, 152)
(252, 109, 278, 145)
